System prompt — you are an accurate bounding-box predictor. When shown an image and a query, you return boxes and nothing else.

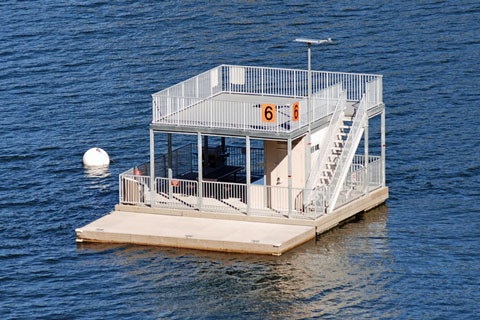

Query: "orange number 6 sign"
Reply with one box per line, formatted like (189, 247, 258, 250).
(292, 102, 299, 121)
(261, 104, 276, 122)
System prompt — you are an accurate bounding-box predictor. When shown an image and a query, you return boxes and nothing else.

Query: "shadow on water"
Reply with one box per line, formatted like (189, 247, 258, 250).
(76, 204, 395, 318)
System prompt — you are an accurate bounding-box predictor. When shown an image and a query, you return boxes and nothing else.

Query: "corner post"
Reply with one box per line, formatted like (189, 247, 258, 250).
(246, 136, 251, 215)
(364, 116, 369, 194)
(197, 132, 203, 210)
(381, 109, 386, 186)
(288, 138, 293, 218)
(149, 128, 155, 207)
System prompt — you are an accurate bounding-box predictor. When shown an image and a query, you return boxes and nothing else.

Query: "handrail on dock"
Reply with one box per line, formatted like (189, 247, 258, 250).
(119, 154, 382, 220)
(151, 65, 383, 132)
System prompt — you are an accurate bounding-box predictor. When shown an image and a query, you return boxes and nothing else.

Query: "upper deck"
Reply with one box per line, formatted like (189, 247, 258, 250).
(151, 65, 383, 139)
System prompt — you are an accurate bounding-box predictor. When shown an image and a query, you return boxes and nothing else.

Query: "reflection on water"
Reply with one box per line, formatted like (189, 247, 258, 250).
(84, 166, 111, 179)
(83, 166, 112, 191)
(77, 205, 396, 318)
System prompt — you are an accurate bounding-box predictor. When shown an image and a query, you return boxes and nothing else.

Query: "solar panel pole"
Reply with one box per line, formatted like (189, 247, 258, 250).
(295, 38, 333, 184)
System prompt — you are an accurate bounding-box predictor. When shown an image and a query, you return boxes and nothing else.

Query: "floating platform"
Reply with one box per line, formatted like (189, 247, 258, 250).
(76, 187, 388, 255)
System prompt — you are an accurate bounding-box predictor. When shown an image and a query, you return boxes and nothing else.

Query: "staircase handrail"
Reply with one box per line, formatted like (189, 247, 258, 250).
(326, 94, 367, 212)
(304, 90, 346, 204)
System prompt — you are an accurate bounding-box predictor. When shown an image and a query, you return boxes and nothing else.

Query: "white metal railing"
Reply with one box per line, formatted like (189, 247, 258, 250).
(336, 155, 382, 208)
(201, 180, 247, 213)
(220, 65, 382, 102)
(326, 94, 367, 212)
(118, 154, 379, 218)
(154, 95, 341, 133)
(155, 177, 198, 209)
(152, 65, 383, 131)
(366, 77, 383, 108)
(119, 174, 151, 206)
(152, 66, 222, 122)
(221, 65, 308, 97)
(366, 156, 383, 188)
(250, 184, 321, 219)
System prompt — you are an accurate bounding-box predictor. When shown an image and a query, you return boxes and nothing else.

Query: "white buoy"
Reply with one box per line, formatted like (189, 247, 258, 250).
(83, 147, 110, 167)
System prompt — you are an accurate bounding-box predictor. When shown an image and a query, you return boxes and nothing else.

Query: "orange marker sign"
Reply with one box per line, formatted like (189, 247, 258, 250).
(292, 102, 299, 121)
(261, 104, 276, 122)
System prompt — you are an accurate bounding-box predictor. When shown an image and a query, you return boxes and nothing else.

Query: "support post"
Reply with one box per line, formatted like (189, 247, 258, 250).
(364, 117, 369, 194)
(381, 109, 386, 186)
(246, 136, 251, 215)
(263, 140, 267, 208)
(204, 136, 209, 174)
(149, 128, 155, 207)
(288, 138, 293, 218)
(305, 136, 310, 183)
(197, 132, 203, 210)
(168, 133, 173, 198)
(221, 137, 226, 152)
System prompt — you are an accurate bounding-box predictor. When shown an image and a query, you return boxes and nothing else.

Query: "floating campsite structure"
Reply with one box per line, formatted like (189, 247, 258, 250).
(77, 60, 388, 255)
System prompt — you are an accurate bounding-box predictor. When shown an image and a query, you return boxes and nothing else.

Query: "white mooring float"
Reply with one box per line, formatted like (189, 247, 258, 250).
(82, 147, 110, 167)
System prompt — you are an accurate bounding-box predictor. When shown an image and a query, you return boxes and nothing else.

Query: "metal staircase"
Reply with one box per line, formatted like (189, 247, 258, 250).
(304, 90, 368, 214)
(321, 114, 354, 186)
(304, 91, 347, 205)
(325, 96, 367, 212)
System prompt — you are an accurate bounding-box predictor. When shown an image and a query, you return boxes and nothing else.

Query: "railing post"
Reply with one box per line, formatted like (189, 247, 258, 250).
(150, 128, 155, 208)
(261, 68, 264, 96)
(152, 96, 155, 123)
(229, 66, 232, 93)
(246, 136, 251, 215)
(288, 138, 292, 218)
(210, 100, 213, 128)
(197, 132, 203, 210)
(293, 71, 296, 97)
(119, 174, 122, 204)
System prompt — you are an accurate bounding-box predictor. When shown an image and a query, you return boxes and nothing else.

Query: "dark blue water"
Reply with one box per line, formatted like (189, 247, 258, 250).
(1, 1, 480, 319)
